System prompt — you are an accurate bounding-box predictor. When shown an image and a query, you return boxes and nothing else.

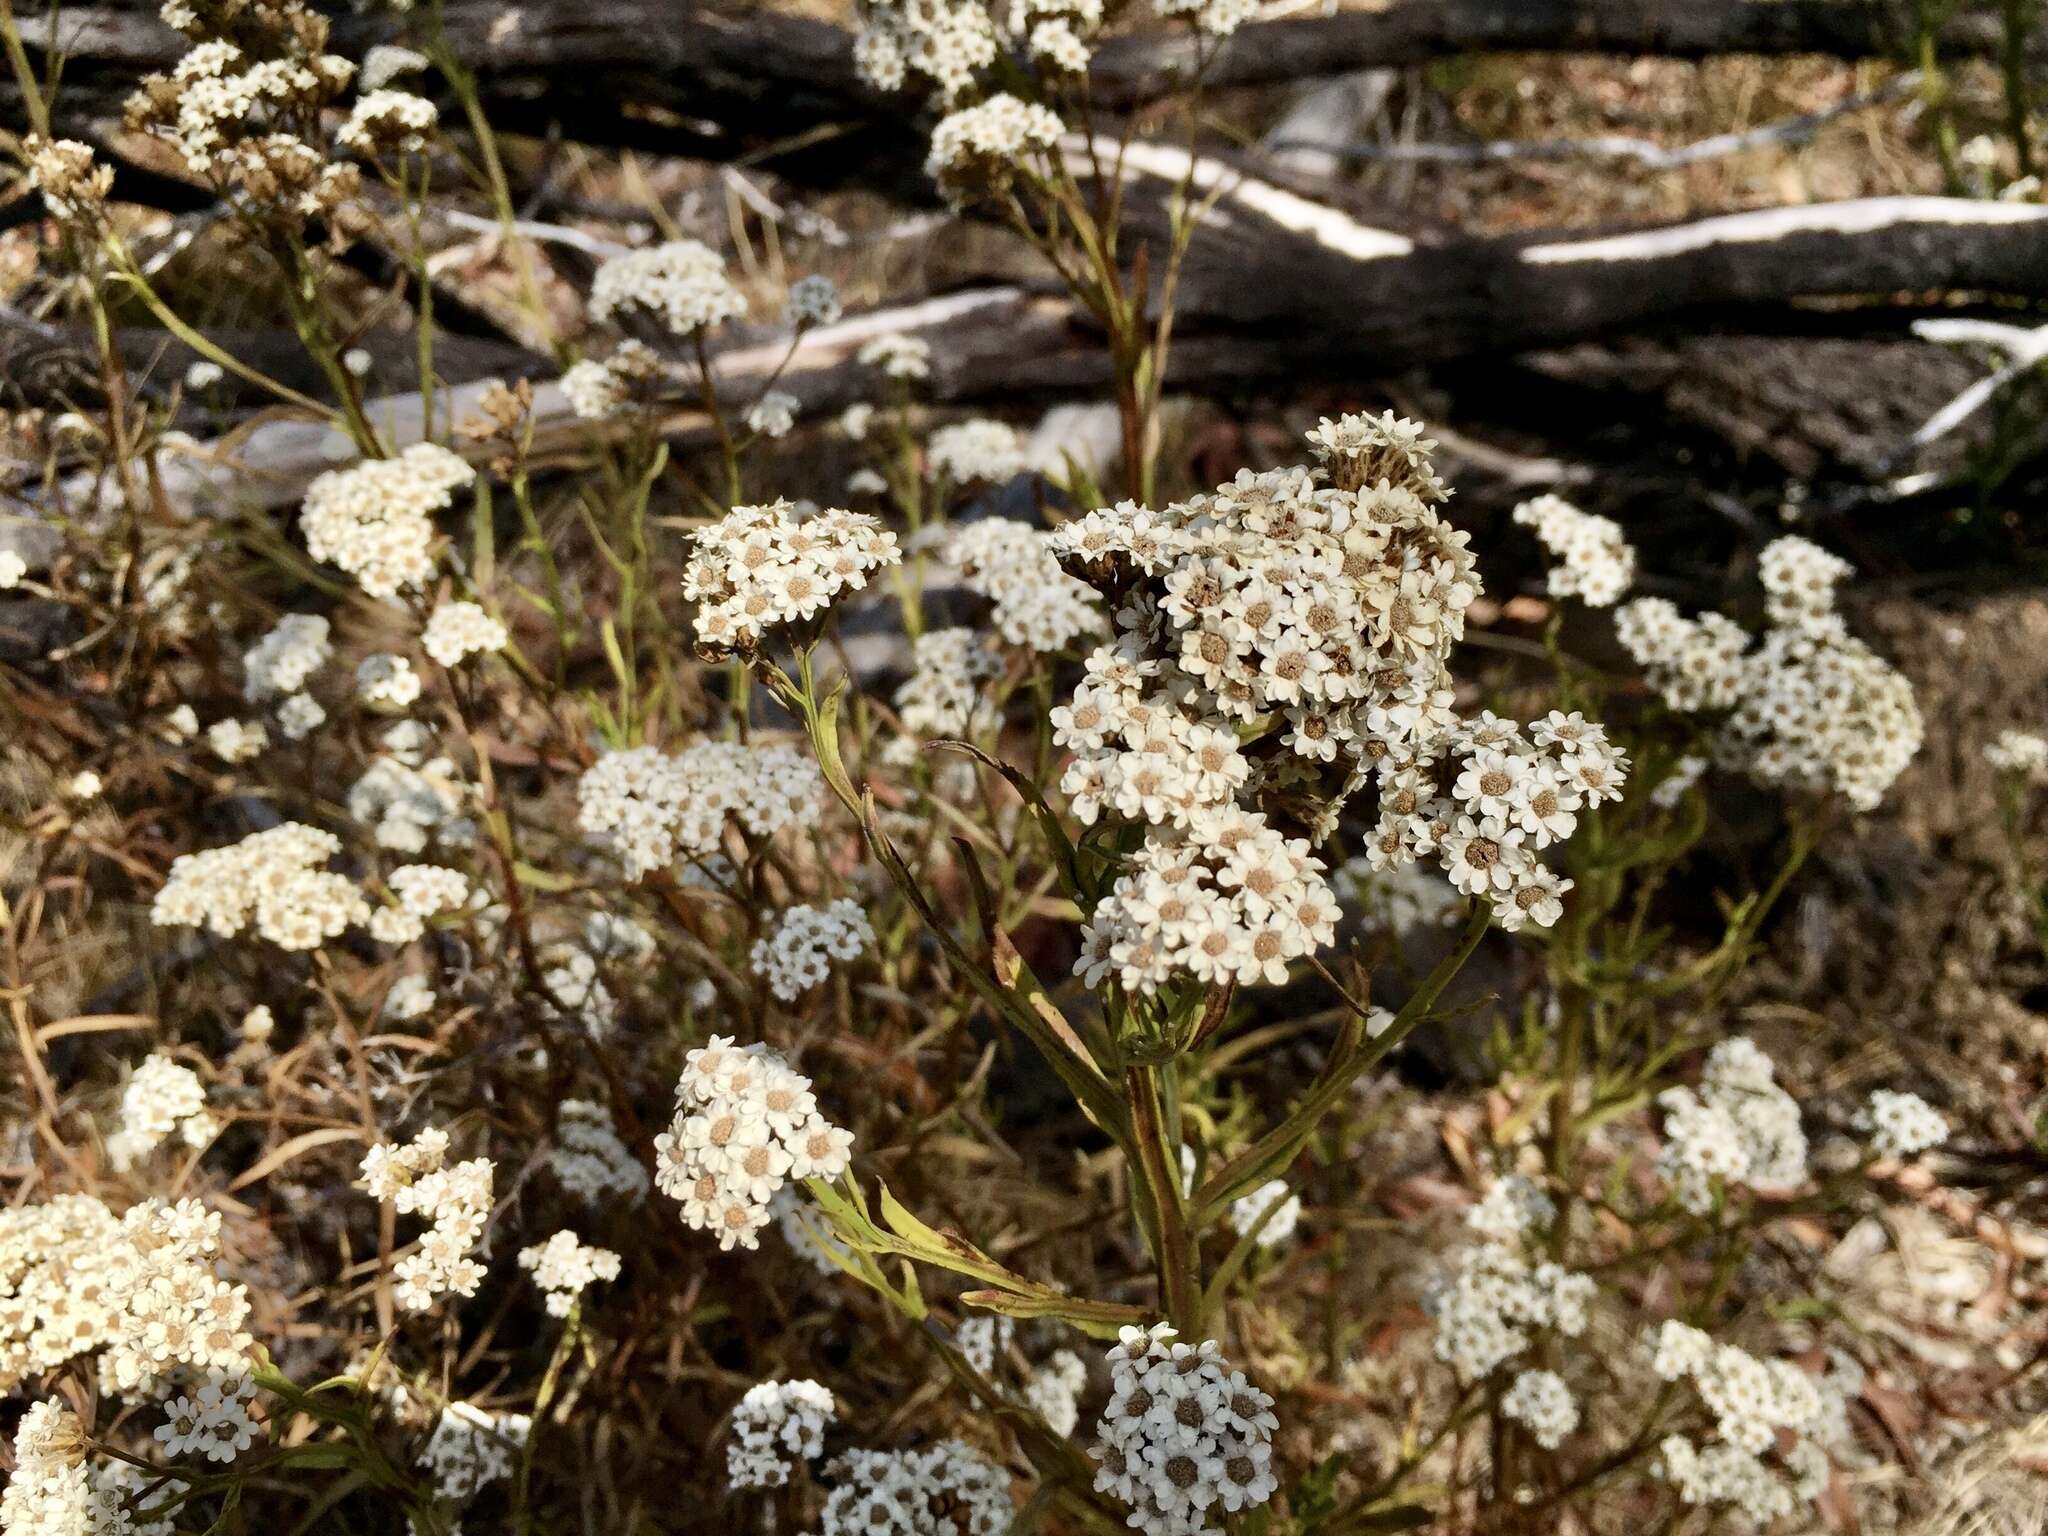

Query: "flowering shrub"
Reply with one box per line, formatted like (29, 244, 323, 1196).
(0, 5, 2016, 1536)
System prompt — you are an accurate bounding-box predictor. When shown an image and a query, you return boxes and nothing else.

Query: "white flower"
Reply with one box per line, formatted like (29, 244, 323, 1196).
(420, 600, 508, 667)
(1856, 1089, 1948, 1160)
(1502, 1369, 1578, 1449)
(590, 239, 746, 335)
(301, 443, 473, 600)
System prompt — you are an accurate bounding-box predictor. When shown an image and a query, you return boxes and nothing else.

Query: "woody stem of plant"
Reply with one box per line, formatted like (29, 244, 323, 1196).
(1126, 1061, 1201, 1334)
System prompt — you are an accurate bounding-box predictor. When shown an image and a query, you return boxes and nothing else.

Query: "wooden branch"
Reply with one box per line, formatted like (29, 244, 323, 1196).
(1266, 72, 1921, 173)
(13, 1, 2032, 179)
(17, 191, 2044, 531)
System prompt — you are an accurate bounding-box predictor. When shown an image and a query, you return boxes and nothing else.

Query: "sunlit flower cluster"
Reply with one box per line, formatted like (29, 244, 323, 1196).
(1857, 1088, 1949, 1160)
(300, 443, 475, 600)
(1501, 1367, 1578, 1449)
(927, 418, 1026, 483)
(895, 626, 1003, 738)
(1076, 808, 1339, 993)
(683, 499, 901, 654)
(517, 1230, 622, 1316)
(1655, 1037, 1809, 1214)
(358, 1128, 495, 1311)
(819, 1441, 1015, 1536)
(0, 1196, 253, 1401)
(1511, 494, 1635, 607)
(335, 88, 436, 156)
(1650, 1322, 1854, 1525)
(1426, 1184, 1594, 1382)
(857, 332, 933, 382)
(107, 1053, 215, 1171)
(152, 822, 368, 951)
(420, 599, 508, 667)
(945, 516, 1106, 652)
(590, 238, 746, 336)
(653, 1037, 854, 1251)
(576, 739, 821, 879)
(1049, 417, 1609, 954)
(1613, 536, 1921, 811)
(1986, 727, 2048, 779)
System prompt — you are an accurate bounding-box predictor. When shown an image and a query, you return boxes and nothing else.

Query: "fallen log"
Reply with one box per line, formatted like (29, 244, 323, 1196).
(11, 0, 2030, 183)
(12, 189, 2041, 534)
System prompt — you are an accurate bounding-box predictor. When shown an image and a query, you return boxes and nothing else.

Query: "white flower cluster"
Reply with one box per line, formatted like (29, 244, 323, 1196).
(1650, 1322, 1849, 1526)
(1857, 1089, 1949, 1160)
(857, 332, 933, 382)
(653, 1036, 854, 1251)
(1464, 1172, 1555, 1242)
(1, 1401, 124, 1536)
(277, 692, 325, 739)
(369, 862, 472, 944)
(1077, 808, 1340, 994)
(356, 652, 422, 708)
(517, 1230, 621, 1317)
(242, 613, 331, 699)
(787, 274, 843, 326)
(1364, 711, 1621, 932)
(358, 1128, 495, 1311)
(550, 1099, 650, 1204)
(418, 1400, 530, 1502)
(1501, 1367, 1578, 1450)
(420, 599, 507, 667)
(1051, 418, 1610, 947)
(747, 390, 801, 439)
(945, 518, 1105, 651)
(107, 1053, 215, 1171)
(1987, 728, 2048, 779)
(1426, 1186, 1594, 1381)
(359, 43, 428, 90)
(895, 626, 1002, 738)
(575, 739, 821, 879)
(727, 1378, 838, 1488)
(1091, 1323, 1279, 1536)
(1024, 1348, 1089, 1436)
(154, 1371, 259, 1462)
(335, 88, 437, 155)
(925, 93, 1065, 192)
(927, 418, 1026, 483)
(1226, 1179, 1302, 1248)
(300, 442, 474, 600)
(819, 1441, 1015, 1536)
(560, 339, 664, 420)
(152, 822, 368, 951)
(351, 743, 471, 852)
(206, 716, 269, 763)
(1655, 1037, 1808, 1215)
(128, 13, 357, 206)
(384, 973, 435, 1019)
(1511, 494, 1635, 607)
(750, 899, 877, 1001)
(590, 239, 746, 335)
(1615, 536, 1921, 811)
(683, 499, 901, 654)
(0, 1195, 253, 1398)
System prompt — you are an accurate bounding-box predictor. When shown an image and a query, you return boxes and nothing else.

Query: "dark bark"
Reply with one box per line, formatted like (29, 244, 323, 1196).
(10, 1, 2029, 184)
